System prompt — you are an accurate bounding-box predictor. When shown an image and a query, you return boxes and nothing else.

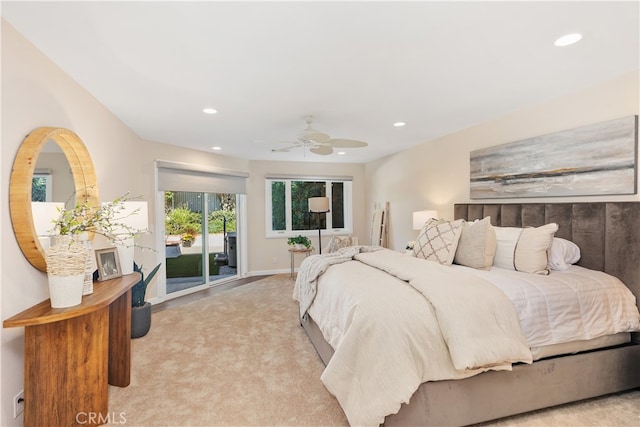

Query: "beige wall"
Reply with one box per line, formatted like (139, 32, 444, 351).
(0, 20, 249, 425)
(365, 70, 640, 251)
(246, 160, 366, 274)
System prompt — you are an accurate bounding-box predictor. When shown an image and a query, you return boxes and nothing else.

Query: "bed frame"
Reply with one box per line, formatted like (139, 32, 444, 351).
(300, 202, 640, 426)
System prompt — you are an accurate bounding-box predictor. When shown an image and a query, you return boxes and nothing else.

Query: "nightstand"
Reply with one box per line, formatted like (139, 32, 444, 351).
(289, 247, 312, 279)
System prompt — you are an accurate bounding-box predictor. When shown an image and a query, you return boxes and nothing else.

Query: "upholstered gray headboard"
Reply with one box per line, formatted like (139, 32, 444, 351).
(454, 203, 640, 311)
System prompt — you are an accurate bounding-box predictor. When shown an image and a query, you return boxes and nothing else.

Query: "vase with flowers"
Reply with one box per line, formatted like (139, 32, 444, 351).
(45, 234, 89, 308)
(47, 191, 147, 305)
(181, 232, 195, 247)
(405, 240, 416, 255)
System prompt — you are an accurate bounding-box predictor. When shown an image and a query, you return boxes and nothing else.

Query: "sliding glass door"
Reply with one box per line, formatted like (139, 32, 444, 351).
(156, 160, 248, 299)
(164, 191, 238, 294)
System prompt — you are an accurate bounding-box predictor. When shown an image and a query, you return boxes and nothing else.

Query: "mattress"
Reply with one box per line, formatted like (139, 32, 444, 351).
(530, 332, 630, 360)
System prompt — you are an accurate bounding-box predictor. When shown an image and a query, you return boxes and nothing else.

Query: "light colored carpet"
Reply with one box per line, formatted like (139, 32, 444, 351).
(109, 274, 640, 426)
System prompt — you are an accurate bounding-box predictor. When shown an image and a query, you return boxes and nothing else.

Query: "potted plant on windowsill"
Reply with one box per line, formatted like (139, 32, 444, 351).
(131, 261, 162, 339)
(287, 235, 312, 250)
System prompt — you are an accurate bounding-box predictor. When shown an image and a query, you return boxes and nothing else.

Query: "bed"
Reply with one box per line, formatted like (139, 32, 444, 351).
(295, 202, 640, 426)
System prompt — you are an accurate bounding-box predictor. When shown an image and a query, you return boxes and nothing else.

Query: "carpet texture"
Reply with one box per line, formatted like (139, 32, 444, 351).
(108, 274, 640, 426)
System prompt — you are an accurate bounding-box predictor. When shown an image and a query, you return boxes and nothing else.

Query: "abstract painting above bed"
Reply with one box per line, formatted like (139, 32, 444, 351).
(469, 115, 638, 198)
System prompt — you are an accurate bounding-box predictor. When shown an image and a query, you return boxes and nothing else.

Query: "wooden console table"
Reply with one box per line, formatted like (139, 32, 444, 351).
(3, 273, 140, 426)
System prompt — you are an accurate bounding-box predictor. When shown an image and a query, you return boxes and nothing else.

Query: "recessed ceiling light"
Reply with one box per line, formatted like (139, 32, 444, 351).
(393, 122, 406, 127)
(554, 33, 582, 47)
(212, 146, 222, 150)
(337, 151, 346, 155)
(203, 108, 218, 114)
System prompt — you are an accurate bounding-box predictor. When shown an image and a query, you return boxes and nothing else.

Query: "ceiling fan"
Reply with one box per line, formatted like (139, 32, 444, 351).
(271, 115, 368, 155)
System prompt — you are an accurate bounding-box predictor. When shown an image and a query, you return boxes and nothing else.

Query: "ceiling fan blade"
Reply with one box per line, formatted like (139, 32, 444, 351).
(328, 138, 368, 148)
(299, 131, 331, 144)
(271, 146, 293, 152)
(309, 145, 334, 155)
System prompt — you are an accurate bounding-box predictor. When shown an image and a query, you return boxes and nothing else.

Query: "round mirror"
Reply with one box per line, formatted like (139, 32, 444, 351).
(9, 127, 99, 272)
(33, 140, 76, 206)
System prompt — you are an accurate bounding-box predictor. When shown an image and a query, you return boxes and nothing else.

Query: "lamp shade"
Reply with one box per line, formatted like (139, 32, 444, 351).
(103, 201, 149, 234)
(412, 210, 438, 230)
(309, 197, 330, 213)
(31, 202, 64, 236)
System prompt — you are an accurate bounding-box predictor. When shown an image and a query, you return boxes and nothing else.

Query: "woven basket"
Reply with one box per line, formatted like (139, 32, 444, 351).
(46, 236, 89, 308)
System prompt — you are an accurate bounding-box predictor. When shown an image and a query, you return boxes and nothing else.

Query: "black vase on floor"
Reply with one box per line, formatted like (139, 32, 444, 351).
(131, 301, 152, 339)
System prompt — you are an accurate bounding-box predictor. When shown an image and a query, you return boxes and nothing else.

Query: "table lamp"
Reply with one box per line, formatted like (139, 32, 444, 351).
(412, 210, 439, 230)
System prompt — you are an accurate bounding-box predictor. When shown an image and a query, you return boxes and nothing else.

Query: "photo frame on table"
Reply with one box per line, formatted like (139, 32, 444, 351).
(95, 247, 122, 281)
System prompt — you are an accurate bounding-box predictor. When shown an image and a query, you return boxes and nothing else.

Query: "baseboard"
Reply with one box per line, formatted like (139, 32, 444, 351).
(247, 268, 290, 276)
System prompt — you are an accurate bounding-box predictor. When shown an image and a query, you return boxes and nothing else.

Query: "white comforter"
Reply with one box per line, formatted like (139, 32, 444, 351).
(453, 264, 640, 348)
(294, 249, 533, 426)
(294, 246, 378, 319)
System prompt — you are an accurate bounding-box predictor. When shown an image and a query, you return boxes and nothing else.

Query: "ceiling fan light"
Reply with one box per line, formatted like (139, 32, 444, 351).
(300, 130, 331, 144)
(310, 145, 333, 155)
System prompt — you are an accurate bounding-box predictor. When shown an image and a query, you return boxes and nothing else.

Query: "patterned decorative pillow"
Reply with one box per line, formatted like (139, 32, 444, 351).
(326, 235, 359, 253)
(413, 218, 464, 265)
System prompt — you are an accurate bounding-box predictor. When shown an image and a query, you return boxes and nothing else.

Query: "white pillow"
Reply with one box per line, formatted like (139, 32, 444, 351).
(453, 217, 497, 270)
(493, 223, 559, 275)
(413, 218, 464, 265)
(493, 227, 523, 270)
(547, 237, 581, 270)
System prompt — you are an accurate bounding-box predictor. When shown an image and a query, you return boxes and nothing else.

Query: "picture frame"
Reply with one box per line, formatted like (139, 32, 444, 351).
(95, 247, 122, 281)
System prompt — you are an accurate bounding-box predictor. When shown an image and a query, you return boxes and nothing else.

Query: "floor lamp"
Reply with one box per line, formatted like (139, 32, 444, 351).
(309, 197, 330, 254)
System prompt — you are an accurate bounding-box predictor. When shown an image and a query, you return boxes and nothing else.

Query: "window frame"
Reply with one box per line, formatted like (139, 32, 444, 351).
(265, 177, 353, 238)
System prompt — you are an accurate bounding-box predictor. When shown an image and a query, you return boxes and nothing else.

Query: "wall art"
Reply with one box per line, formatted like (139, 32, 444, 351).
(470, 115, 638, 198)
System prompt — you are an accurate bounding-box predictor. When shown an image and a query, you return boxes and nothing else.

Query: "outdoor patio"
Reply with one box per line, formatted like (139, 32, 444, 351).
(165, 233, 237, 293)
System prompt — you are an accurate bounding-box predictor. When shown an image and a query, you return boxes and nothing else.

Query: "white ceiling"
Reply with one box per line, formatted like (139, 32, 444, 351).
(2, 1, 638, 163)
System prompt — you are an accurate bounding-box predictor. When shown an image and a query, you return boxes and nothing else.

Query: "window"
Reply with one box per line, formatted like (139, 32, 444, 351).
(266, 177, 352, 237)
(32, 172, 53, 202)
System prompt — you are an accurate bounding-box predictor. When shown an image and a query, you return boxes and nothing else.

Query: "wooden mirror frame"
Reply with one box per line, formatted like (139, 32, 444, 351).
(9, 127, 99, 272)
